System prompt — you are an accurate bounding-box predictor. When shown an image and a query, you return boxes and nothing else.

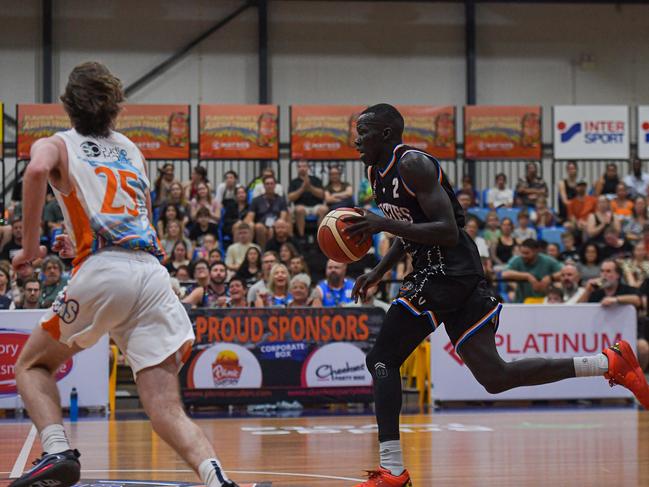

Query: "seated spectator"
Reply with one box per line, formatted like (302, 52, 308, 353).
(457, 193, 484, 228)
(17, 277, 42, 310)
(288, 160, 328, 239)
(208, 248, 222, 266)
(194, 233, 220, 261)
(559, 232, 580, 262)
(256, 263, 291, 307)
(465, 217, 490, 263)
(279, 242, 300, 267)
(555, 263, 585, 304)
(189, 181, 219, 222)
(43, 190, 64, 236)
(225, 277, 248, 308)
(312, 259, 355, 306)
(247, 251, 279, 305)
(546, 243, 561, 261)
(235, 246, 262, 287)
(623, 196, 649, 243)
(513, 210, 536, 244)
(228, 185, 251, 237)
(610, 182, 633, 219)
(516, 162, 548, 207)
(165, 240, 191, 275)
(156, 203, 184, 237)
(161, 220, 193, 258)
(288, 273, 319, 307)
(486, 173, 514, 209)
(482, 211, 501, 246)
(455, 175, 479, 207)
(0, 219, 23, 262)
(491, 217, 516, 269)
(184, 165, 210, 201)
(557, 161, 578, 221)
(545, 286, 564, 304)
(0, 267, 13, 309)
(566, 181, 597, 233)
(175, 265, 191, 282)
(164, 181, 190, 223)
(502, 238, 562, 303)
(530, 196, 555, 228)
(288, 255, 310, 277)
(264, 219, 300, 254)
(39, 256, 68, 308)
(153, 163, 176, 208)
(182, 259, 212, 308)
(621, 241, 649, 288)
(246, 175, 289, 248)
(594, 163, 620, 197)
(188, 207, 219, 246)
(225, 223, 261, 271)
(215, 170, 239, 211)
(599, 225, 632, 261)
(578, 243, 601, 282)
(250, 167, 285, 199)
(624, 157, 649, 199)
(586, 196, 619, 244)
(184, 261, 229, 308)
(324, 166, 354, 210)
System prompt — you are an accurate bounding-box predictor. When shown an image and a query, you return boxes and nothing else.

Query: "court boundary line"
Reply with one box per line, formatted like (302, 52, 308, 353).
(9, 425, 37, 479)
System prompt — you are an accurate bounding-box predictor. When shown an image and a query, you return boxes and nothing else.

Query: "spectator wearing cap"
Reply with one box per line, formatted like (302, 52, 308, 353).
(623, 158, 649, 199)
(486, 173, 514, 209)
(566, 181, 597, 233)
(246, 174, 289, 248)
(39, 255, 67, 308)
(516, 162, 548, 207)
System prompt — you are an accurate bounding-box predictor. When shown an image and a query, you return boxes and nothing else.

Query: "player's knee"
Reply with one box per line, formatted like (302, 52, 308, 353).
(472, 363, 511, 394)
(366, 348, 398, 379)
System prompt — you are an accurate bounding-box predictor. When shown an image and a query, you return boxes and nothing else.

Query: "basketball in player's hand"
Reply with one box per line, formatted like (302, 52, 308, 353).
(317, 208, 372, 263)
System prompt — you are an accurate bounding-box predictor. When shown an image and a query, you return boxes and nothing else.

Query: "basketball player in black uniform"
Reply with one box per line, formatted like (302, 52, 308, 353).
(345, 104, 649, 487)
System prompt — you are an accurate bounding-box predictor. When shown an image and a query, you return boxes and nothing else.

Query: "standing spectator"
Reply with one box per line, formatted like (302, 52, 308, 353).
(513, 210, 536, 244)
(235, 247, 262, 286)
(586, 196, 619, 244)
(566, 181, 597, 233)
(184, 165, 210, 201)
(247, 251, 279, 305)
(153, 163, 176, 208)
(555, 263, 585, 304)
(621, 241, 649, 288)
(486, 173, 514, 209)
(594, 163, 620, 197)
(324, 166, 354, 210)
(166, 241, 191, 275)
(250, 167, 285, 199)
(557, 161, 579, 221)
(256, 263, 291, 307)
(215, 170, 239, 211)
(516, 162, 548, 207)
(578, 243, 602, 282)
(465, 218, 490, 261)
(39, 256, 68, 308)
(559, 232, 580, 263)
(265, 219, 300, 254)
(312, 259, 355, 306)
(189, 182, 219, 222)
(491, 217, 516, 269)
(455, 175, 479, 207)
(225, 277, 248, 308)
(188, 207, 219, 246)
(502, 239, 562, 303)
(225, 223, 261, 272)
(161, 220, 193, 258)
(623, 158, 649, 199)
(246, 175, 289, 248)
(599, 226, 632, 261)
(287, 273, 318, 308)
(530, 196, 556, 228)
(623, 196, 649, 243)
(0, 219, 23, 262)
(288, 160, 327, 240)
(482, 211, 501, 246)
(17, 277, 42, 310)
(610, 182, 633, 219)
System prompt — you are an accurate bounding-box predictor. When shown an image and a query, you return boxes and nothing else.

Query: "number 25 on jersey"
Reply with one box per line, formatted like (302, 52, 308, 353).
(95, 167, 139, 217)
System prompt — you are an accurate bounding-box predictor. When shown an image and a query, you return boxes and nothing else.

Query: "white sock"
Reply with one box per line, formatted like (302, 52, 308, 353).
(379, 440, 404, 476)
(40, 424, 70, 454)
(198, 458, 230, 487)
(573, 354, 609, 377)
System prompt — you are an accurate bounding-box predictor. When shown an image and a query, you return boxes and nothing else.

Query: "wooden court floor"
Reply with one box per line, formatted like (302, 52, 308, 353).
(1, 409, 648, 486)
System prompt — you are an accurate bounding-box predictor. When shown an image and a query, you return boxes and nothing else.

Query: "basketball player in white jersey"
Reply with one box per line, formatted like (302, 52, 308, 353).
(10, 62, 238, 487)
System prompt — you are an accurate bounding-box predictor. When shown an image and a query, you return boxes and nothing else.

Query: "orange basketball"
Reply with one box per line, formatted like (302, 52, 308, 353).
(317, 208, 372, 263)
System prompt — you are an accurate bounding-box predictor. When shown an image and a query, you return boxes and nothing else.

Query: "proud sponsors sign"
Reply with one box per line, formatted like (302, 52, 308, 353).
(431, 304, 635, 401)
(553, 106, 630, 160)
(181, 307, 384, 405)
(638, 106, 649, 160)
(0, 311, 108, 409)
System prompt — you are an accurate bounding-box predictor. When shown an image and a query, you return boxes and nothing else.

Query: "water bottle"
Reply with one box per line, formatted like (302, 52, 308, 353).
(70, 387, 78, 422)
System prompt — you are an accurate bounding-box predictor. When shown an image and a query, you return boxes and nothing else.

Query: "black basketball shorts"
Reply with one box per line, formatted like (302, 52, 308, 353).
(394, 272, 502, 350)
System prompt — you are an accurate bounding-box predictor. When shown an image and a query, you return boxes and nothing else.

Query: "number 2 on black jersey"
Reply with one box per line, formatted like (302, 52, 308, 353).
(392, 178, 399, 199)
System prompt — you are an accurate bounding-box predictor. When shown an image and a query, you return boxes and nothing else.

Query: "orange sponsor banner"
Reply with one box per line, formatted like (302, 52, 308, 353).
(16, 104, 70, 159)
(115, 105, 190, 159)
(397, 105, 456, 160)
(291, 105, 366, 160)
(464, 106, 542, 160)
(199, 105, 279, 160)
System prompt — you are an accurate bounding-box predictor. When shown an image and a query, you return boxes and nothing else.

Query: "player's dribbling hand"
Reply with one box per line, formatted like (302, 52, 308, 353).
(11, 245, 48, 271)
(351, 269, 381, 303)
(52, 234, 76, 259)
(344, 208, 386, 238)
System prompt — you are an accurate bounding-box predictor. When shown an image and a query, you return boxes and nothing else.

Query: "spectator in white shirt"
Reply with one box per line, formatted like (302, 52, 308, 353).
(486, 173, 514, 209)
(623, 158, 649, 199)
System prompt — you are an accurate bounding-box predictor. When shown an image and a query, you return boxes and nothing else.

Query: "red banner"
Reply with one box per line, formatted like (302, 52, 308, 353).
(397, 105, 456, 159)
(16, 104, 70, 159)
(464, 106, 542, 160)
(291, 105, 366, 160)
(199, 105, 279, 160)
(115, 105, 190, 159)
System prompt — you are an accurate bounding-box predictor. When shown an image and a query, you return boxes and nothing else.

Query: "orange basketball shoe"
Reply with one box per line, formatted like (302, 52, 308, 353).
(603, 340, 649, 408)
(353, 467, 412, 487)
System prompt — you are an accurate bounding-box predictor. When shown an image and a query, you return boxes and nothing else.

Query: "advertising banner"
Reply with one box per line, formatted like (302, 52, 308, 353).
(180, 307, 384, 405)
(638, 106, 649, 160)
(431, 304, 635, 402)
(290, 105, 366, 160)
(0, 310, 109, 409)
(397, 105, 456, 160)
(115, 105, 190, 159)
(17, 104, 70, 159)
(464, 106, 542, 160)
(553, 105, 629, 160)
(199, 105, 279, 160)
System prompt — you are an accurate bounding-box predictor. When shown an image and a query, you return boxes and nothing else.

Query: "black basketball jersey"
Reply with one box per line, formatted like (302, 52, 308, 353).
(370, 144, 483, 277)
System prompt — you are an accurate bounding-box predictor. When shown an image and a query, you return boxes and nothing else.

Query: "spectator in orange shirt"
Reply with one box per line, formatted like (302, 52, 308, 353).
(566, 181, 597, 232)
(610, 182, 633, 219)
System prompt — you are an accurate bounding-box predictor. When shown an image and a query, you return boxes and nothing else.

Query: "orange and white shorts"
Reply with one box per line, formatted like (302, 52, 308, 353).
(40, 248, 195, 377)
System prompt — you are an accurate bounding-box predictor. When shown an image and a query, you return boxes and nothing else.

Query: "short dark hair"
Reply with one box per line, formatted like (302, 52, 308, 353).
(225, 170, 238, 179)
(210, 261, 227, 272)
(263, 174, 276, 183)
(228, 276, 247, 289)
(521, 238, 539, 250)
(23, 277, 41, 289)
(195, 207, 211, 219)
(61, 62, 124, 138)
(495, 173, 507, 182)
(194, 166, 207, 178)
(361, 104, 404, 139)
(601, 258, 623, 277)
(193, 259, 209, 270)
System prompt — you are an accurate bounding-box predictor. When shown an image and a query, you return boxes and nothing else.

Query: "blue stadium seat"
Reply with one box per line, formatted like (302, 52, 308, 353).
(468, 207, 489, 223)
(481, 189, 490, 208)
(217, 207, 232, 252)
(539, 226, 565, 250)
(496, 207, 520, 222)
